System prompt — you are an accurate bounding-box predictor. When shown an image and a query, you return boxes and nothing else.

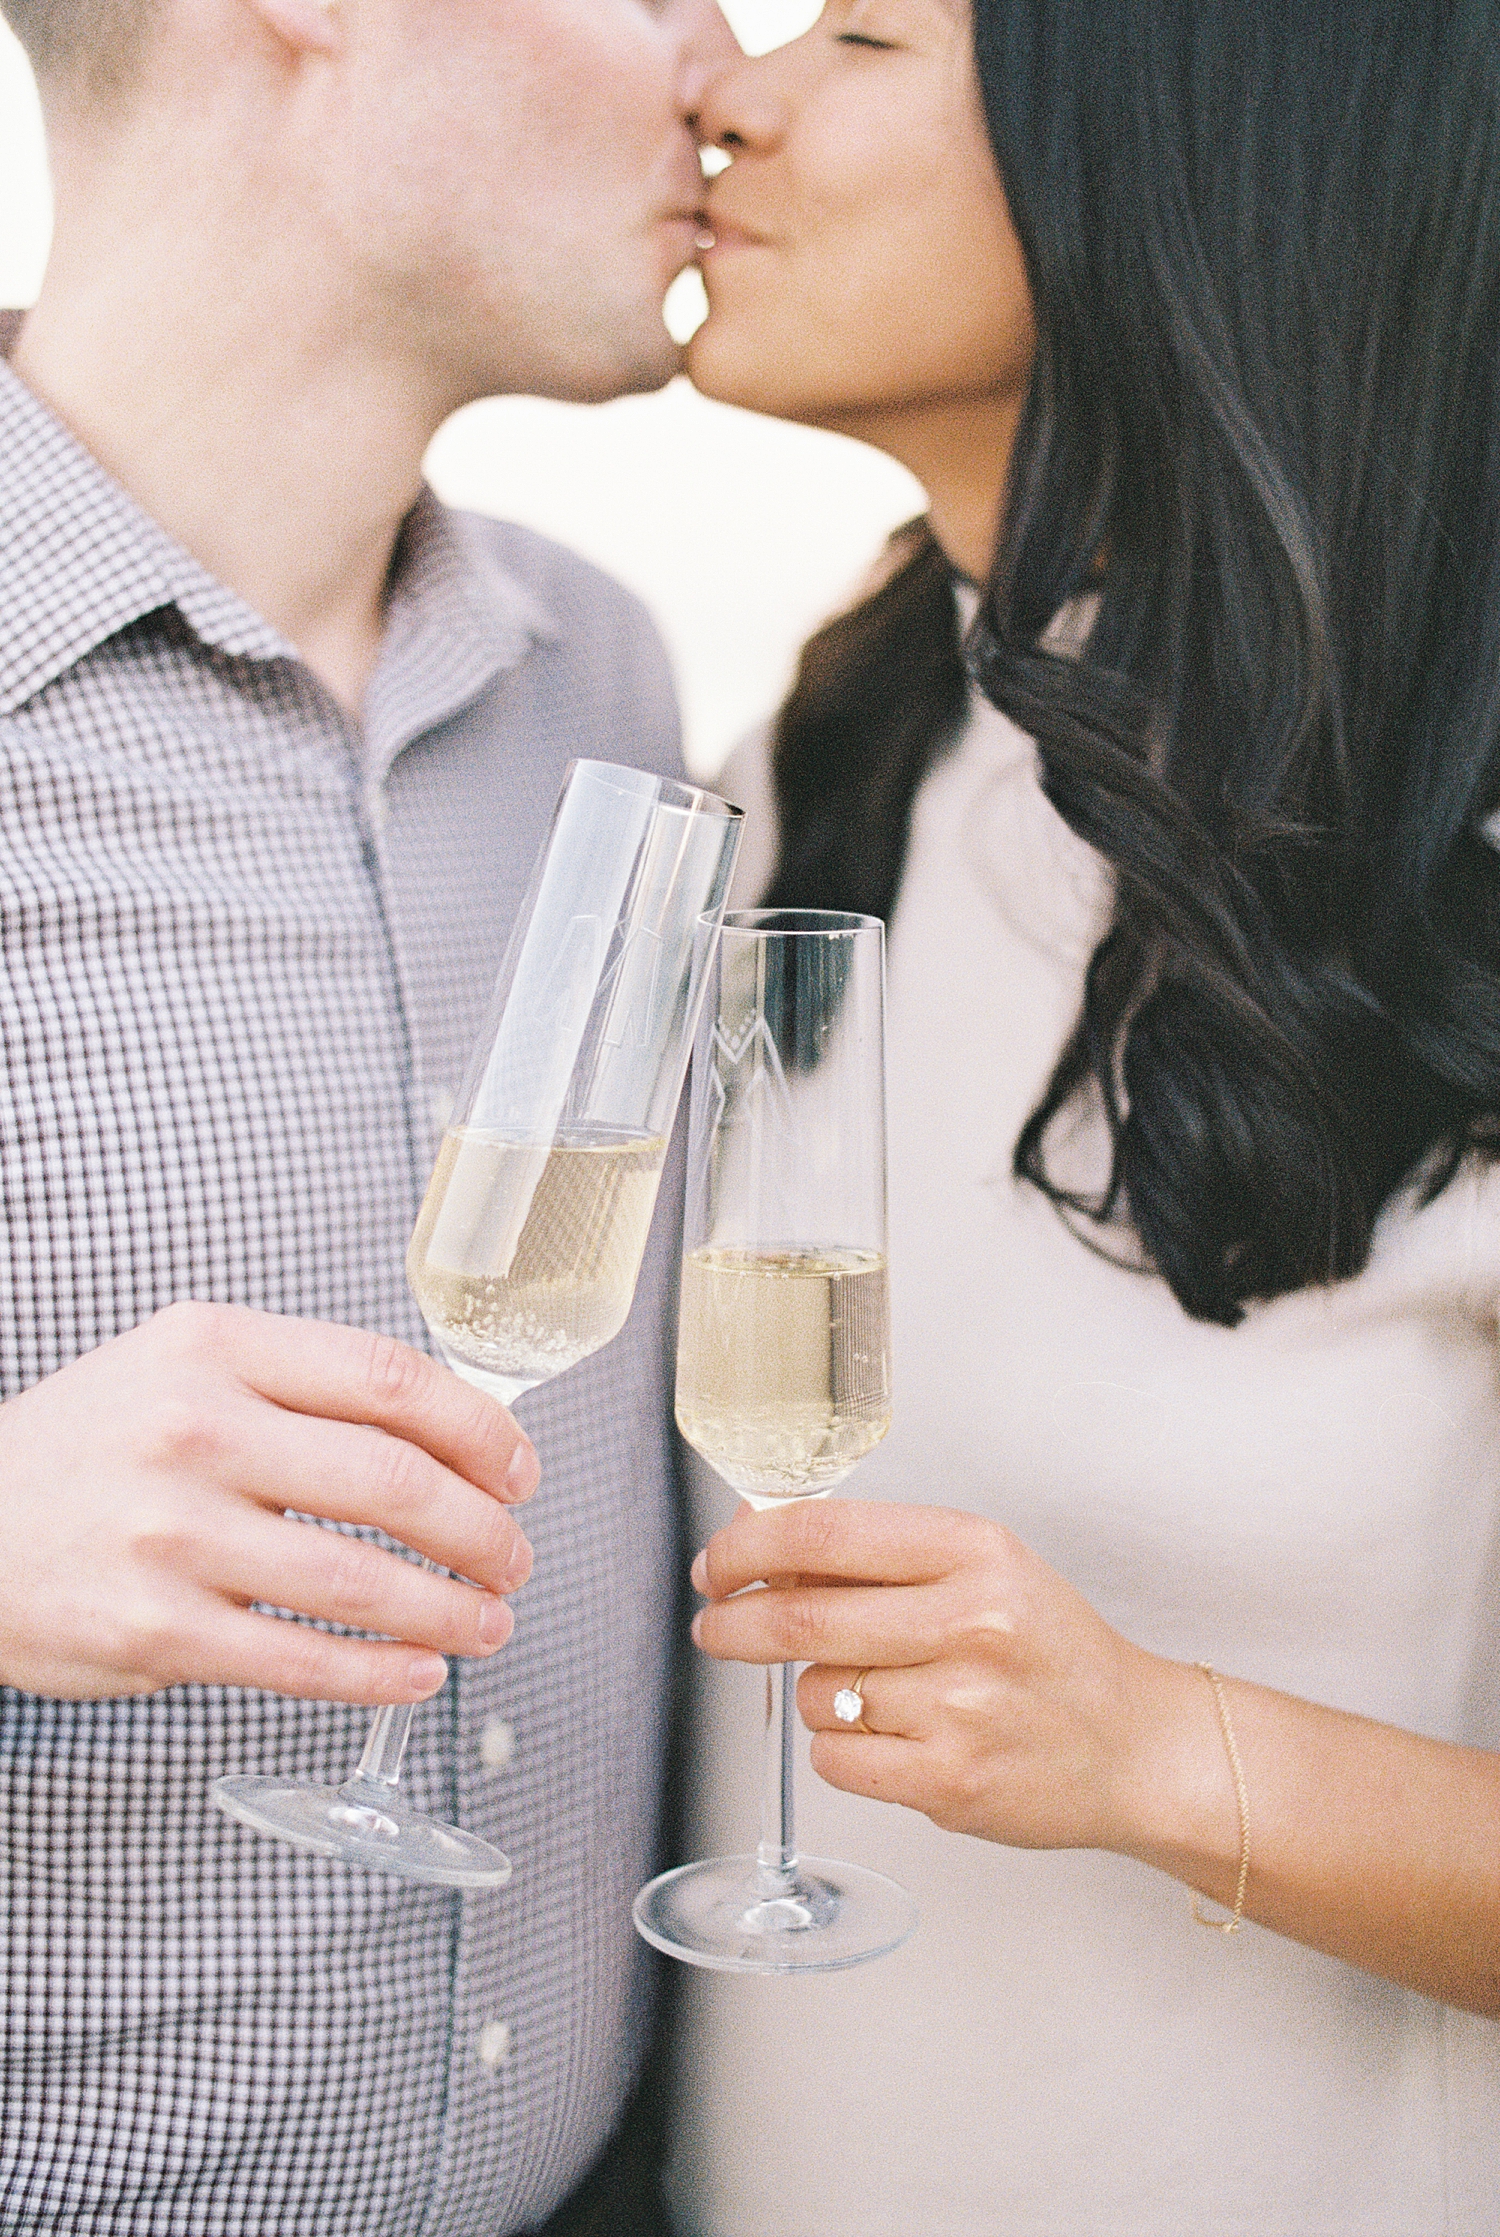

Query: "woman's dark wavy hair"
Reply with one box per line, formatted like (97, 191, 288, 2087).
(766, 0, 1500, 1325)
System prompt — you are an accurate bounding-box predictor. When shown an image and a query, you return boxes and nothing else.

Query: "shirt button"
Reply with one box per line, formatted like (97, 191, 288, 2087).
(479, 1716, 515, 1773)
(477, 2020, 511, 2070)
(365, 787, 390, 835)
(429, 1088, 455, 1134)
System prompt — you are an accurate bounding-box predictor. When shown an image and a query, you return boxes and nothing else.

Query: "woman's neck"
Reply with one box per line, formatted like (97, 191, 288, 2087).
(816, 389, 1024, 580)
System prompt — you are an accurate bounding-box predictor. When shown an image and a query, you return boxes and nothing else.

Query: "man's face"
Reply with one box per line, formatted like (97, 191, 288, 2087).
(327, 0, 735, 405)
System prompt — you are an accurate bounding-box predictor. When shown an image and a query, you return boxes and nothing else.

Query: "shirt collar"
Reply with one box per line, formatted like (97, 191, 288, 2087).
(363, 483, 559, 781)
(0, 345, 558, 735)
(0, 354, 296, 715)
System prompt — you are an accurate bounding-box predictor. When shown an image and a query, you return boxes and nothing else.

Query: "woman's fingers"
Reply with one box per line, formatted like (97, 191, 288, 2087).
(797, 1661, 926, 1739)
(693, 1497, 994, 1601)
(202, 1508, 516, 1659)
(806, 1690, 1030, 1837)
(807, 1729, 936, 1814)
(694, 1575, 959, 1669)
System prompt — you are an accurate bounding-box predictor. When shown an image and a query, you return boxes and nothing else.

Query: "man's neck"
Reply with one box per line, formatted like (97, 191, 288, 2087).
(13, 148, 445, 716)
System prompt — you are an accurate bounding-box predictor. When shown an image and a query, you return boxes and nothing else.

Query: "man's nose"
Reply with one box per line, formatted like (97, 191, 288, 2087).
(674, 0, 742, 116)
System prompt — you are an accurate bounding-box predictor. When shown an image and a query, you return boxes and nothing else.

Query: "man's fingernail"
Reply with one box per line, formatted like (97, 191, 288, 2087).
(505, 1438, 540, 1501)
(690, 1550, 708, 1592)
(478, 1597, 511, 1649)
(690, 1611, 703, 1646)
(410, 1653, 448, 1694)
(503, 1533, 533, 1591)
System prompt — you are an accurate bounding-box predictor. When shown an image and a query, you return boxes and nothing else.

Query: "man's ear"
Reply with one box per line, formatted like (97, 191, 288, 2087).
(239, 0, 341, 58)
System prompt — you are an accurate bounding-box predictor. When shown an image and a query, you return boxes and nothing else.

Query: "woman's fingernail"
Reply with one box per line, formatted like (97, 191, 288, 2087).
(478, 1596, 512, 1649)
(505, 1438, 540, 1501)
(690, 1611, 703, 1646)
(690, 1550, 708, 1592)
(409, 1653, 448, 1694)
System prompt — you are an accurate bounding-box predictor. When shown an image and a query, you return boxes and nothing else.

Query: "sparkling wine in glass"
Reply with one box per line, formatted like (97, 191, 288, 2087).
(213, 760, 742, 1886)
(633, 909, 918, 1970)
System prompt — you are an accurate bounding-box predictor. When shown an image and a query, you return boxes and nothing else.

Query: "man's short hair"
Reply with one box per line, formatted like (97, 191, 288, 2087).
(0, 0, 157, 101)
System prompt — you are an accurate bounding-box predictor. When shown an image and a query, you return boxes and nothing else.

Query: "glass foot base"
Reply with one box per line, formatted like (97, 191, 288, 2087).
(212, 1774, 513, 1889)
(633, 1853, 916, 1974)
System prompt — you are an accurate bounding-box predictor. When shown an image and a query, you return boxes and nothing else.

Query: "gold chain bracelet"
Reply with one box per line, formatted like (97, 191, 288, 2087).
(1191, 1663, 1251, 1934)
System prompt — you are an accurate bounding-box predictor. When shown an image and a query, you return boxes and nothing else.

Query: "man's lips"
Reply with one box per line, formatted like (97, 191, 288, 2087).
(696, 214, 772, 252)
(659, 210, 707, 263)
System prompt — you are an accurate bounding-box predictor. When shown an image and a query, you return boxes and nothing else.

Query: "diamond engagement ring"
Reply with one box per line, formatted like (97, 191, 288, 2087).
(833, 1670, 873, 1730)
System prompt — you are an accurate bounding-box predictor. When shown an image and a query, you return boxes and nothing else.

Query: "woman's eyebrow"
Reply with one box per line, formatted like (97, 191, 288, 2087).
(844, 0, 968, 27)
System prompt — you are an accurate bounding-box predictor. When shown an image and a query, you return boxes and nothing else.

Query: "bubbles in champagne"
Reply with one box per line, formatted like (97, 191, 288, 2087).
(408, 1128, 667, 1391)
(675, 1246, 891, 1498)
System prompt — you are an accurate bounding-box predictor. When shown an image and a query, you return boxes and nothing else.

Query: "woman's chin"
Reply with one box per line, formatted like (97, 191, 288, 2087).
(684, 331, 816, 423)
(684, 329, 760, 410)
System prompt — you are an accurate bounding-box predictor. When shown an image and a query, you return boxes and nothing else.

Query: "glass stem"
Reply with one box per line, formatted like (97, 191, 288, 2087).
(349, 1554, 440, 1793)
(353, 1701, 414, 1791)
(755, 1661, 800, 1897)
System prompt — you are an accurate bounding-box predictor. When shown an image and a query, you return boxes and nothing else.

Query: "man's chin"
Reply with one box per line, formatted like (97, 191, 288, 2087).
(507, 322, 686, 408)
(568, 343, 685, 405)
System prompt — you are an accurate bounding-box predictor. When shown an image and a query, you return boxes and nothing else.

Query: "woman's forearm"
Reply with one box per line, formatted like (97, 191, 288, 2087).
(1121, 1654, 1500, 2017)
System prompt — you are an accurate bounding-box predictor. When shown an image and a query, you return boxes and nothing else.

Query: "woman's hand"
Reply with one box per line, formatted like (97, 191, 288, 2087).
(691, 1496, 1500, 2017)
(690, 1497, 1196, 1856)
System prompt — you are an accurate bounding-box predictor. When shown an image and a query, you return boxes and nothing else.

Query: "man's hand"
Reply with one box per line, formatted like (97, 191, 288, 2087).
(0, 1301, 539, 1703)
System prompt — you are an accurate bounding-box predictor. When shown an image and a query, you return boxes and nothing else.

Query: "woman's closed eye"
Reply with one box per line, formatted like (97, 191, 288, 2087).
(828, 0, 912, 49)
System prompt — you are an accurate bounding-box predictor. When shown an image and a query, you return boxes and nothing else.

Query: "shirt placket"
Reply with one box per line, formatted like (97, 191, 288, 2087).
(359, 650, 528, 2235)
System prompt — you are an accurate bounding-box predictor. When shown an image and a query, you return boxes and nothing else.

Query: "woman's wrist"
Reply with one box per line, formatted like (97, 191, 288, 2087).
(1107, 1647, 1250, 1907)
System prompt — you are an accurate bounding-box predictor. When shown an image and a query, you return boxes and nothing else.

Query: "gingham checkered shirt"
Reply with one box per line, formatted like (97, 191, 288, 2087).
(0, 345, 684, 2236)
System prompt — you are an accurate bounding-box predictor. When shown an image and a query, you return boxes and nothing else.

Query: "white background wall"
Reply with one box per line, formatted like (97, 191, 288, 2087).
(0, 4, 923, 776)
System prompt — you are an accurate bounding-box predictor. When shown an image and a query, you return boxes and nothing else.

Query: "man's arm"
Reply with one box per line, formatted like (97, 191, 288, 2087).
(0, 1300, 537, 1701)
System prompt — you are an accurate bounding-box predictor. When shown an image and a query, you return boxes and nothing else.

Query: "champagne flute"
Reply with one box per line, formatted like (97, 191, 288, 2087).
(214, 760, 742, 1887)
(633, 910, 918, 1970)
